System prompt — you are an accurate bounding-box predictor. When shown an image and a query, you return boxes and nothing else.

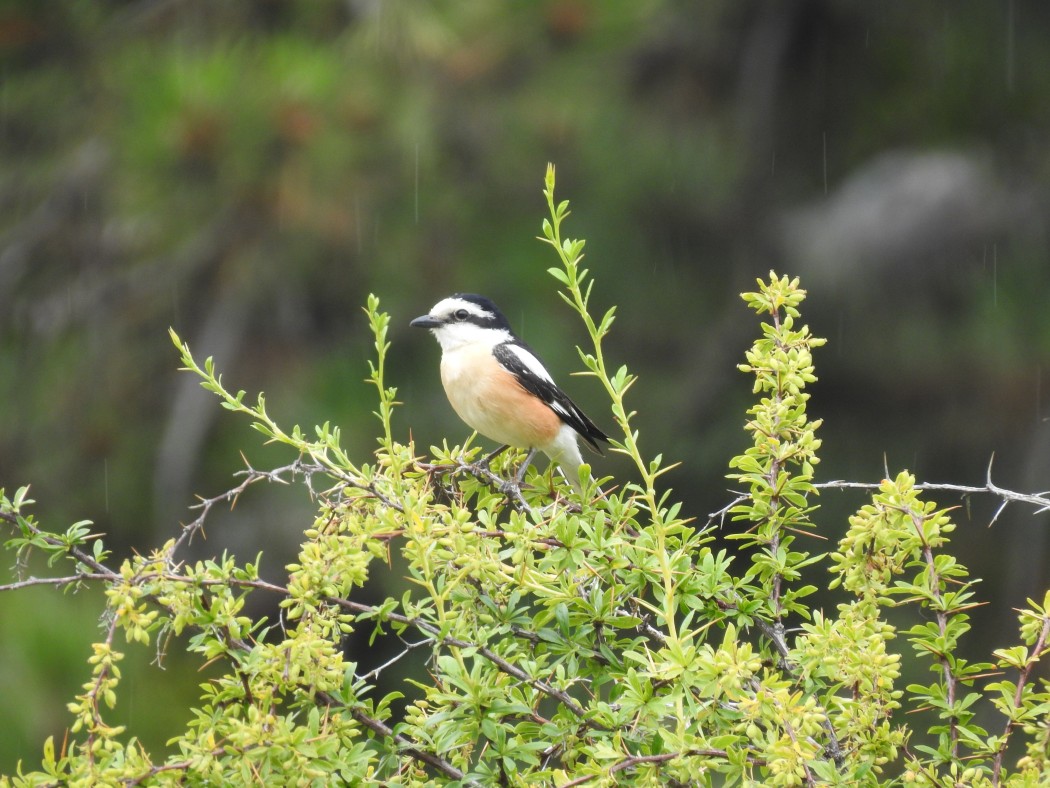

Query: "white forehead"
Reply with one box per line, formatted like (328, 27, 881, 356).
(428, 296, 493, 320)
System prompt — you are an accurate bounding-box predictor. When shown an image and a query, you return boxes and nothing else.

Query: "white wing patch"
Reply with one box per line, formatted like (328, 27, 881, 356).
(548, 400, 571, 418)
(503, 343, 555, 384)
(491, 338, 609, 454)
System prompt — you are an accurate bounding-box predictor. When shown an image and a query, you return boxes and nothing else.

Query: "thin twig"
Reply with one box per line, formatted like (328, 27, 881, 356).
(991, 613, 1050, 785)
(716, 460, 1050, 530)
(706, 491, 750, 528)
(356, 637, 429, 683)
(0, 511, 114, 577)
(556, 747, 768, 788)
(121, 751, 224, 787)
(313, 692, 481, 786)
(326, 592, 607, 730)
(417, 459, 536, 515)
(0, 573, 113, 592)
(169, 458, 310, 558)
(84, 613, 122, 766)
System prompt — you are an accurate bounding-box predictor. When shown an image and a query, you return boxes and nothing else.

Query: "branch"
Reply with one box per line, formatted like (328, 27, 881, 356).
(418, 459, 536, 515)
(313, 691, 481, 786)
(556, 747, 768, 788)
(324, 592, 608, 731)
(84, 614, 122, 764)
(713, 471, 1050, 530)
(0, 573, 114, 592)
(355, 636, 429, 683)
(706, 492, 749, 529)
(816, 456, 1050, 525)
(167, 456, 404, 563)
(121, 752, 223, 787)
(4, 490, 601, 737)
(992, 613, 1050, 785)
(168, 459, 301, 559)
(0, 510, 114, 578)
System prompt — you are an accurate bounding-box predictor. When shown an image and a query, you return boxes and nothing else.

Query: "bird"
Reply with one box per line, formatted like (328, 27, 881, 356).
(410, 293, 608, 493)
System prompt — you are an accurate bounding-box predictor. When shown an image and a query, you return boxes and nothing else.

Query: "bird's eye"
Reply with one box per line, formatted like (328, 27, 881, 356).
(453, 309, 469, 321)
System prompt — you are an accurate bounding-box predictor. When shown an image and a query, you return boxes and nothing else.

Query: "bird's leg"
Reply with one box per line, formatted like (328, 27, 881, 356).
(478, 444, 510, 470)
(512, 448, 538, 487)
(496, 448, 537, 500)
(472, 445, 538, 504)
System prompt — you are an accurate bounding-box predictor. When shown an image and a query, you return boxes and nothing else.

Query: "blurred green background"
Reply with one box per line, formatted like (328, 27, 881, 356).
(2, 0, 1049, 773)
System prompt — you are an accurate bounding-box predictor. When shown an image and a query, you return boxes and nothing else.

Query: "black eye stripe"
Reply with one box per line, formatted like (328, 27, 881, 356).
(443, 294, 513, 332)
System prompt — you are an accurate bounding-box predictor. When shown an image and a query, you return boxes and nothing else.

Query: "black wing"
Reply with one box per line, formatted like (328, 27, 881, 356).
(493, 340, 609, 454)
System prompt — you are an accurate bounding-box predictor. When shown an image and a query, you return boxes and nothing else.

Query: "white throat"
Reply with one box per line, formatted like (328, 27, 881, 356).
(430, 322, 512, 353)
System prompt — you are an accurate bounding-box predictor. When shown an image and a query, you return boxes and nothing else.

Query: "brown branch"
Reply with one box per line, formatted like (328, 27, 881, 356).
(168, 457, 403, 562)
(0, 510, 114, 578)
(169, 459, 308, 559)
(556, 747, 768, 788)
(992, 613, 1050, 786)
(904, 505, 959, 758)
(84, 614, 122, 766)
(311, 692, 480, 786)
(324, 592, 607, 731)
(121, 754, 208, 786)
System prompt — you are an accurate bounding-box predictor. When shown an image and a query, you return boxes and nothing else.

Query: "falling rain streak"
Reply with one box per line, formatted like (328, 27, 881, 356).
(993, 244, 998, 308)
(1037, 365, 1043, 425)
(1006, 0, 1015, 92)
(822, 132, 828, 195)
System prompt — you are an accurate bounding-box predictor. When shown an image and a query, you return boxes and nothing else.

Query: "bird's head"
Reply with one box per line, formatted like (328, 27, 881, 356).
(410, 294, 513, 351)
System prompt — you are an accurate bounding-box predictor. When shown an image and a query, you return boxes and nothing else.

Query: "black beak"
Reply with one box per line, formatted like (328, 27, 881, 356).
(410, 314, 443, 329)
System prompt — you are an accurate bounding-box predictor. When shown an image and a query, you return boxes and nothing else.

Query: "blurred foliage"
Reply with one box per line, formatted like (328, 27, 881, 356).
(2, 0, 1050, 774)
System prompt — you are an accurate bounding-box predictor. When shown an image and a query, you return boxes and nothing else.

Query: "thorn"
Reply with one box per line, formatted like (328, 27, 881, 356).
(987, 499, 1010, 528)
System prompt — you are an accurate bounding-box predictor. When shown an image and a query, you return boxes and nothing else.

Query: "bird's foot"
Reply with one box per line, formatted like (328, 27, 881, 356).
(498, 477, 524, 497)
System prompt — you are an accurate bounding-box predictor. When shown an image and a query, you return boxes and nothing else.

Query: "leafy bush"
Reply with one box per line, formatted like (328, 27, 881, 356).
(2, 167, 1048, 786)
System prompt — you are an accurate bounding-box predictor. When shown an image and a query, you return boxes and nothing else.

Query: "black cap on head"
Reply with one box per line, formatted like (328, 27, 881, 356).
(452, 293, 513, 331)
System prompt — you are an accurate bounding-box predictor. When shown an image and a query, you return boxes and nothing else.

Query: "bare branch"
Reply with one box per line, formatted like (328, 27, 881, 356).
(815, 472, 1050, 521)
(355, 637, 429, 683)
(0, 573, 113, 592)
(316, 693, 481, 786)
(556, 748, 768, 787)
(992, 613, 1050, 785)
